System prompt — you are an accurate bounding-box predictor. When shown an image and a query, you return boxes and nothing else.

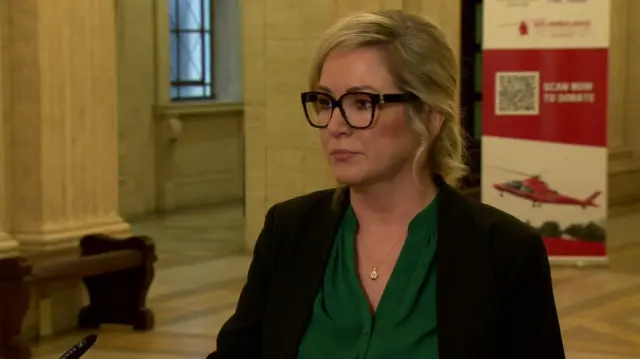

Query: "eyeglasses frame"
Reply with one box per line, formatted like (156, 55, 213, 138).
(300, 91, 420, 129)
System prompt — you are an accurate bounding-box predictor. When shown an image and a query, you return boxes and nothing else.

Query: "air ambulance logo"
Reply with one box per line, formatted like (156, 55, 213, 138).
(519, 20, 529, 36)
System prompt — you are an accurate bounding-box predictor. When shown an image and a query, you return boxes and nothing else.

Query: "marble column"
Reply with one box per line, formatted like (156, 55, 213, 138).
(0, 113, 18, 258)
(608, 0, 629, 149)
(625, 0, 640, 158)
(5, 0, 129, 250)
(0, 6, 19, 258)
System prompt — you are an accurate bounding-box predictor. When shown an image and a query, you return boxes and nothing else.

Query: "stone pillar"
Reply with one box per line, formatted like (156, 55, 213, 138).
(608, 0, 628, 149)
(242, 0, 333, 250)
(0, 111, 18, 258)
(5, 0, 129, 250)
(623, 1, 640, 157)
(0, 6, 19, 258)
(242, 0, 459, 250)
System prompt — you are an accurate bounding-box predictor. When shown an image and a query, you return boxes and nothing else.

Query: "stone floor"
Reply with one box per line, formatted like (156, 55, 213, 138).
(30, 201, 640, 359)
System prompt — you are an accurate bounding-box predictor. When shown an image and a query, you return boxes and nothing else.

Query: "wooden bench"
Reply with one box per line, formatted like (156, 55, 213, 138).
(0, 234, 157, 359)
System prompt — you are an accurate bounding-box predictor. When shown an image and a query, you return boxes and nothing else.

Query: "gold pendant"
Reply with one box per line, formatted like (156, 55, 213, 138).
(370, 268, 379, 280)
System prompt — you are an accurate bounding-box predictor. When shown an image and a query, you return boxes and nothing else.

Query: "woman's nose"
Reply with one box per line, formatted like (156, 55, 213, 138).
(326, 108, 351, 136)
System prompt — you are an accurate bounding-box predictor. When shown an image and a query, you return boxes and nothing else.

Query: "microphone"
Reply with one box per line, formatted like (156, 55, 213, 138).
(58, 334, 98, 359)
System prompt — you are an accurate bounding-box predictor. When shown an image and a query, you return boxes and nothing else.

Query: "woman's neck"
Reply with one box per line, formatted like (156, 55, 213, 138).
(349, 171, 438, 231)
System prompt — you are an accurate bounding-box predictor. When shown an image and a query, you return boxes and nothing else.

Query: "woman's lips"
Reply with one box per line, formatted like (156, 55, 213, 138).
(330, 150, 358, 161)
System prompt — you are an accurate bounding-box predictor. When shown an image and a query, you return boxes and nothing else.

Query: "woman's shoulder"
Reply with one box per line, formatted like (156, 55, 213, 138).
(264, 188, 342, 233)
(259, 188, 342, 258)
(470, 200, 539, 240)
(459, 195, 547, 266)
(444, 186, 539, 242)
(270, 188, 338, 215)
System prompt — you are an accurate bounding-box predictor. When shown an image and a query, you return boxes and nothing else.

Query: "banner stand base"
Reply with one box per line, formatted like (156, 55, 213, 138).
(549, 256, 609, 268)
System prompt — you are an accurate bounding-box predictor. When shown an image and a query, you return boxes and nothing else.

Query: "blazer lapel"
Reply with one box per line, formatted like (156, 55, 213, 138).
(266, 189, 347, 359)
(435, 181, 472, 355)
(436, 180, 499, 358)
(435, 179, 468, 287)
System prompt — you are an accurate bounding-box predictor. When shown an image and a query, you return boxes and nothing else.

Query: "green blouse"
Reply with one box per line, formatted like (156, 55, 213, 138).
(298, 195, 440, 359)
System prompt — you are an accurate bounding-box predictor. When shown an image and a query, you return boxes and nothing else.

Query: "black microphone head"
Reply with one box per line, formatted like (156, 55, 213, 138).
(58, 334, 98, 359)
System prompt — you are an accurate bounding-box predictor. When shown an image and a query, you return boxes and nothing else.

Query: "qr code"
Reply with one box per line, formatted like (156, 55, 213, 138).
(495, 71, 540, 116)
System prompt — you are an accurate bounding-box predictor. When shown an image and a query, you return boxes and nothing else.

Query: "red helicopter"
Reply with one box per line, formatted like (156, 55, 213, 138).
(492, 168, 601, 209)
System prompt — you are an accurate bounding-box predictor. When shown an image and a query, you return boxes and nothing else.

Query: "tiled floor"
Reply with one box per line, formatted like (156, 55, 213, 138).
(30, 201, 640, 359)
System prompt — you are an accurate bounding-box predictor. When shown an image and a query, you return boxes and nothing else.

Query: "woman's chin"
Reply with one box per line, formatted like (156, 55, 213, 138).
(331, 169, 367, 187)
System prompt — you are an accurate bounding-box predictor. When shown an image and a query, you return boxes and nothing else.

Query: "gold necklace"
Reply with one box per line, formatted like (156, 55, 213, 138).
(368, 235, 405, 281)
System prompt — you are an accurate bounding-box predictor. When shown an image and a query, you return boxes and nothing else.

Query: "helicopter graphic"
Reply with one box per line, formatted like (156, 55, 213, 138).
(492, 167, 601, 209)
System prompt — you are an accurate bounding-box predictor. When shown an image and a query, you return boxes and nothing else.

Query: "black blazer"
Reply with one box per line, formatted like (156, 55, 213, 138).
(208, 181, 565, 359)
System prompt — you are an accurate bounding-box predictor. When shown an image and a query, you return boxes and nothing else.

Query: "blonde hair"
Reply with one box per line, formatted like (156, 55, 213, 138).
(309, 10, 467, 192)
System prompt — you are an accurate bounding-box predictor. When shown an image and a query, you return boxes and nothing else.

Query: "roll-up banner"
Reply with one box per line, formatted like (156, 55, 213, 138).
(482, 0, 610, 265)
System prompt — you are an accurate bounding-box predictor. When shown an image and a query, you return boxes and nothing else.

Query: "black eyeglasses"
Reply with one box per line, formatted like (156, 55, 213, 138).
(300, 91, 420, 129)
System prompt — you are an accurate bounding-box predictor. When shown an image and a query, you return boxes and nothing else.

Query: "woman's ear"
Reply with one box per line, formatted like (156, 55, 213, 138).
(425, 108, 445, 137)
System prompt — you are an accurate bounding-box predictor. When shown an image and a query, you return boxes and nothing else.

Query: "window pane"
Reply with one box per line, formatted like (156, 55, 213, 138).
(204, 0, 211, 30)
(474, 52, 483, 93)
(178, 33, 204, 82)
(175, 85, 207, 99)
(474, 101, 482, 138)
(204, 33, 212, 85)
(170, 33, 179, 82)
(169, 0, 177, 29)
(475, 4, 483, 45)
(169, 0, 214, 101)
(178, 0, 203, 30)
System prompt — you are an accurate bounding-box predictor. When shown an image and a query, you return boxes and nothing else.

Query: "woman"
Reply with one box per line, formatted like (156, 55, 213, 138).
(209, 9, 565, 359)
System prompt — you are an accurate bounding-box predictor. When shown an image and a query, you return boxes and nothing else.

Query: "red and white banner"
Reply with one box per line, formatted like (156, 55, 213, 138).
(481, 0, 610, 264)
